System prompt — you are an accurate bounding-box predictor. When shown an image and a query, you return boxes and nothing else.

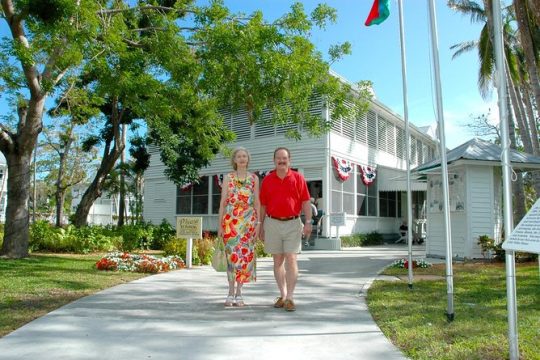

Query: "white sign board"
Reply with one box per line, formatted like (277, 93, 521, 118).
(176, 216, 203, 239)
(502, 198, 540, 254)
(330, 212, 346, 227)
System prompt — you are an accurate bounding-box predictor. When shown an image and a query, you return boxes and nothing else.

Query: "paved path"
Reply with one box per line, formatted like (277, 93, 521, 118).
(0, 245, 426, 360)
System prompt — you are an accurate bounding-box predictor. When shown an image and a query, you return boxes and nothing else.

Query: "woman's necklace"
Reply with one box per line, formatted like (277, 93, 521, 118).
(235, 171, 248, 185)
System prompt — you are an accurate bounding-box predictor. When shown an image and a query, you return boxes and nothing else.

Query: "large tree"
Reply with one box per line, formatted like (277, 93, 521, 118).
(1, 1, 368, 257)
(0, 0, 101, 257)
(448, 0, 540, 219)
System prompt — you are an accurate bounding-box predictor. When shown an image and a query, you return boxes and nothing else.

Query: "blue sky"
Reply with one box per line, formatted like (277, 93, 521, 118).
(219, 0, 498, 149)
(0, 1, 496, 151)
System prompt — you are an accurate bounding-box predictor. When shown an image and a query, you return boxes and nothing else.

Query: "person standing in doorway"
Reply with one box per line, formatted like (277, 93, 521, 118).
(259, 147, 312, 311)
(217, 147, 260, 307)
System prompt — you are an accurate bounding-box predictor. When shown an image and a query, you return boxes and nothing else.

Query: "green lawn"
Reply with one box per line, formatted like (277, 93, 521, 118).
(368, 262, 540, 360)
(0, 253, 148, 337)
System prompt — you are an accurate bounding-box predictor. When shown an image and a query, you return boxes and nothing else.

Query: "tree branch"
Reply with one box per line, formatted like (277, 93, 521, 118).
(1, 0, 41, 99)
(98, 5, 197, 16)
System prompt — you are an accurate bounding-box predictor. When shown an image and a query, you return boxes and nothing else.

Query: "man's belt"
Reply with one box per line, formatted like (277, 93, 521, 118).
(266, 215, 300, 221)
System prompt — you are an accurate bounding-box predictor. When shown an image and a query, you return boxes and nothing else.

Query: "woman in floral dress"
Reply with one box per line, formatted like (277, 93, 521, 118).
(217, 147, 260, 307)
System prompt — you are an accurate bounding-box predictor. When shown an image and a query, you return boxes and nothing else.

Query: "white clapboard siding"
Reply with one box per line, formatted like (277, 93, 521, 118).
(467, 165, 499, 258)
(426, 164, 500, 259)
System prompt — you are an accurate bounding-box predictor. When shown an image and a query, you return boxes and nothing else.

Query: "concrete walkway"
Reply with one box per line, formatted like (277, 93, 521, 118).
(0, 245, 426, 360)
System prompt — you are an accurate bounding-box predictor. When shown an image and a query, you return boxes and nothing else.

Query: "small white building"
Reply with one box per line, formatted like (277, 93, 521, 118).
(71, 184, 134, 226)
(144, 89, 438, 241)
(414, 138, 540, 259)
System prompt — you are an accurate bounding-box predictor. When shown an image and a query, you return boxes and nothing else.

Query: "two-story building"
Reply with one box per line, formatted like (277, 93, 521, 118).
(143, 81, 438, 241)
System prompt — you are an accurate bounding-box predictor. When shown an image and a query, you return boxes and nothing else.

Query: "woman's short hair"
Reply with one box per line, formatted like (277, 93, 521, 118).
(231, 147, 251, 170)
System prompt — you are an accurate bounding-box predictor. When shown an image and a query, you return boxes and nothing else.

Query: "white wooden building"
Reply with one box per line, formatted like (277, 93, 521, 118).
(414, 138, 540, 259)
(143, 91, 438, 240)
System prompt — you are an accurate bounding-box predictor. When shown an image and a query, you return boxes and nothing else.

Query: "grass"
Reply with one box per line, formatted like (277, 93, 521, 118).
(0, 253, 149, 337)
(368, 262, 540, 360)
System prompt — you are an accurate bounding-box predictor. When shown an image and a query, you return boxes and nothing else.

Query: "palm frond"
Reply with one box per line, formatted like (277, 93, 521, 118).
(447, 0, 486, 24)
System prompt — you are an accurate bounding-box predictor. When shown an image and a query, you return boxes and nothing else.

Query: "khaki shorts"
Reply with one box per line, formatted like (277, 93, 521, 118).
(263, 217, 303, 254)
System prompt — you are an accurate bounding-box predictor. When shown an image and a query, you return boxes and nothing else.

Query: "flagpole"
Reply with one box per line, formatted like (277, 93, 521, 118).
(492, 0, 518, 358)
(427, 0, 455, 321)
(397, 0, 414, 287)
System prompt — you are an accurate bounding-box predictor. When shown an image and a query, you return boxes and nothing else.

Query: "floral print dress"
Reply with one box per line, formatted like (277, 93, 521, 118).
(221, 172, 257, 283)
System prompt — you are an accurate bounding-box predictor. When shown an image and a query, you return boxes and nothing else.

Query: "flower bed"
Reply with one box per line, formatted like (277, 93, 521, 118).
(391, 258, 432, 269)
(95, 252, 185, 273)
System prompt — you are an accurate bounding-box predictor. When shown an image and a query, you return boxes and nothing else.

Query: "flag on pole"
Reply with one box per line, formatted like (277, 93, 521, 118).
(365, 0, 390, 26)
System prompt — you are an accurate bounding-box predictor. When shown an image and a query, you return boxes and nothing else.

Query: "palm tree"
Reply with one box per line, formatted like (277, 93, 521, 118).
(447, 0, 535, 221)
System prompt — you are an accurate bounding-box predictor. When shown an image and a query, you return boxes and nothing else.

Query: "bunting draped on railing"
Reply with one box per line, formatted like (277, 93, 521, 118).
(332, 156, 354, 181)
(359, 164, 377, 186)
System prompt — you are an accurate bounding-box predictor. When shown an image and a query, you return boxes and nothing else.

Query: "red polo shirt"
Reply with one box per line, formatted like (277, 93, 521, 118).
(260, 169, 310, 217)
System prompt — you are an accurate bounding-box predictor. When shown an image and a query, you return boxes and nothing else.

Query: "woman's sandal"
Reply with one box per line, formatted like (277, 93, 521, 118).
(235, 295, 245, 307)
(224, 295, 235, 307)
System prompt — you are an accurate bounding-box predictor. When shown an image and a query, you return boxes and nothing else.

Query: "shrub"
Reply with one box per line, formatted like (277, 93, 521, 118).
(341, 232, 383, 247)
(119, 224, 153, 252)
(254, 239, 270, 258)
(163, 237, 201, 265)
(196, 233, 216, 265)
(364, 231, 383, 245)
(341, 233, 365, 247)
(151, 219, 176, 250)
(477, 235, 495, 258)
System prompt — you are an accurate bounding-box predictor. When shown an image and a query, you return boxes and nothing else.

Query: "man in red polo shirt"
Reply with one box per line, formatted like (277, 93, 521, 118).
(259, 147, 312, 312)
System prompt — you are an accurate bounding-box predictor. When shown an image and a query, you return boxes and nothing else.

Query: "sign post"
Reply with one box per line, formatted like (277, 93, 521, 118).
(330, 212, 346, 240)
(176, 216, 203, 269)
(501, 197, 540, 358)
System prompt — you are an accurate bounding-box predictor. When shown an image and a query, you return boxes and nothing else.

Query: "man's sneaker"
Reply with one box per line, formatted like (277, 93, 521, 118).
(274, 297, 285, 308)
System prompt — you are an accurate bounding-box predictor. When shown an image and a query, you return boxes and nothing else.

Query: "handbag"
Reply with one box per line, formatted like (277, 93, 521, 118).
(211, 238, 227, 272)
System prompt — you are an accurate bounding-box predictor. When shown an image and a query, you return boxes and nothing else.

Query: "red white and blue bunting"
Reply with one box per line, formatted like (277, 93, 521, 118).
(332, 156, 354, 181)
(359, 164, 377, 186)
(214, 173, 227, 189)
(180, 182, 193, 192)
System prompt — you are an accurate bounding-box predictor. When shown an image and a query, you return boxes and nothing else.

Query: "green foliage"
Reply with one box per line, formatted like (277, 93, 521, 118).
(340, 234, 364, 247)
(341, 232, 383, 247)
(29, 221, 118, 253)
(117, 224, 154, 252)
(254, 239, 270, 258)
(195, 236, 214, 265)
(163, 238, 201, 265)
(364, 231, 384, 245)
(151, 219, 176, 250)
(477, 234, 495, 258)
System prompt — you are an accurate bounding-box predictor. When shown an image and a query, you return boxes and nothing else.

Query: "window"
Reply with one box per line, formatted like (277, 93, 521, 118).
(356, 171, 378, 216)
(212, 176, 221, 214)
(176, 176, 210, 214)
(379, 191, 400, 218)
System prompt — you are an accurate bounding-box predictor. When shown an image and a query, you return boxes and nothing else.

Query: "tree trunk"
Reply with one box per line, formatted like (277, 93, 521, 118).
(0, 152, 33, 258)
(118, 124, 127, 226)
(55, 190, 66, 228)
(527, 0, 540, 27)
(506, 91, 527, 222)
(72, 140, 124, 226)
(514, 0, 540, 125)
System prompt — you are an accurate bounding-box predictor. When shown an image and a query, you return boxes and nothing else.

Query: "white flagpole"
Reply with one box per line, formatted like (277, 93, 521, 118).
(427, 0, 455, 321)
(491, 1, 518, 358)
(397, 0, 414, 287)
